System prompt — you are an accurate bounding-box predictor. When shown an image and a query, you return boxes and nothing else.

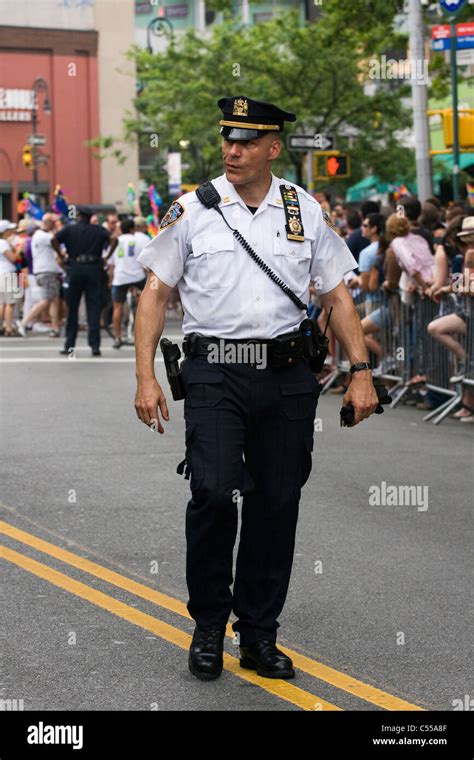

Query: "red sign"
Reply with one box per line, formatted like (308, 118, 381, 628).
(458, 22, 474, 36)
(432, 24, 450, 39)
(432, 22, 474, 38)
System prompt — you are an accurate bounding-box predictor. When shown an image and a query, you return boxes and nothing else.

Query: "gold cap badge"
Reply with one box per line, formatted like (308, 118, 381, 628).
(233, 98, 248, 116)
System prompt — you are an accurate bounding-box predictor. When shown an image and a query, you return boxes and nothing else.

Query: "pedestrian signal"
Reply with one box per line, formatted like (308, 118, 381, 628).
(325, 154, 350, 177)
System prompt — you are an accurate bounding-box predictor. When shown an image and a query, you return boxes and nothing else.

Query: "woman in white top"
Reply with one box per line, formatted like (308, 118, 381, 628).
(0, 220, 20, 336)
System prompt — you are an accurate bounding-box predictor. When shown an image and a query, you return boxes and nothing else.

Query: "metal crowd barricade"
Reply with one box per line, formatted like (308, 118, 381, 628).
(321, 286, 470, 425)
(426, 292, 473, 424)
(387, 293, 462, 422)
(320, 288, 369, 392)
(461, 293, 474, 400)
(375, 290, 407, 388)
(417, 294, 462, 424)
(321, 288, 408, 394)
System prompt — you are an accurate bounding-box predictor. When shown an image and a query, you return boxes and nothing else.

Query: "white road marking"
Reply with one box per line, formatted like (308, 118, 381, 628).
(0, 357, 165, 363)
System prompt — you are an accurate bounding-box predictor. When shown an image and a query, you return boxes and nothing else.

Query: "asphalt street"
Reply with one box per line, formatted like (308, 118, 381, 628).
(0, 323, 472, 712)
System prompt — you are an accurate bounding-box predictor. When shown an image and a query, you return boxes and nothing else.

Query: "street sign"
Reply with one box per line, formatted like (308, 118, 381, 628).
(288, 134, 334, 151)
(432, 23, 474, 49)
(456, 48, 474, 64)
(432, 35, 474, 50)
(27, 134, 46, 146)
(432, 22, 474, 38)
(439, 0, 466, 17)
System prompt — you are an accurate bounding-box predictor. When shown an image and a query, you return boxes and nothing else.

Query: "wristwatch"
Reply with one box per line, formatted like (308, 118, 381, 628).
(349, 362, 371, 374)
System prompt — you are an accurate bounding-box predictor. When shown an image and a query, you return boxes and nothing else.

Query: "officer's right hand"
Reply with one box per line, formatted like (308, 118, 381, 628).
(135, 378, 169, 434)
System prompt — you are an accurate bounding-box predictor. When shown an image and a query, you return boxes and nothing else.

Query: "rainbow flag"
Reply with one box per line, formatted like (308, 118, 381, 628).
(127, 183, 135, 212)
(22, 192, 43, 220)
(53, 185, 69, 216)
(466, 182, 474, 208)
(146, 214, 158, 238)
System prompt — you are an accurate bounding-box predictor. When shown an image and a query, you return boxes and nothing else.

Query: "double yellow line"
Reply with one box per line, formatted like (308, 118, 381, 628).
(0, 520, 423, 712)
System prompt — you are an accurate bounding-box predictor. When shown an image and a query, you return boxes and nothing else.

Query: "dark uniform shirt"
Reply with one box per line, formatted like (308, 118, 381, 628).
(56, 221, 110, 261)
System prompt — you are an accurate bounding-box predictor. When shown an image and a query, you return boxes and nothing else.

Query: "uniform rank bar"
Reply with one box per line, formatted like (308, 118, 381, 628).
(280, 184, 305, 242)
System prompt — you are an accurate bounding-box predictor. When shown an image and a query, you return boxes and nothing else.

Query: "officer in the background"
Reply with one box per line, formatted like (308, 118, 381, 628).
(134, 97, 378, 681)
(53, 206, 117, 356)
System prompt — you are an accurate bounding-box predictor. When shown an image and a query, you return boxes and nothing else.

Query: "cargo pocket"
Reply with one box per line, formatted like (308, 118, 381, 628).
(186, 370, 225, 408)
(177, 421, 204, 492)
(280, 380, 318, 420)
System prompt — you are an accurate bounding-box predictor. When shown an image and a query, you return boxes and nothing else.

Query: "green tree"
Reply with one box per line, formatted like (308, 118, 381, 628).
(96, 3, 419, 198)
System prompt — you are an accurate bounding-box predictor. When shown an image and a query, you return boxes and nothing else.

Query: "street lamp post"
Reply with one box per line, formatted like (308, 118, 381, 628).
(31, 77, 52, 197)
(147, 16, 174, 53)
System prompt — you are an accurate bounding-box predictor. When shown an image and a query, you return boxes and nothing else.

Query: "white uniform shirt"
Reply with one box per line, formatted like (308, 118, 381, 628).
(137, 173, 357, 339)
(109, 233, 146, 287)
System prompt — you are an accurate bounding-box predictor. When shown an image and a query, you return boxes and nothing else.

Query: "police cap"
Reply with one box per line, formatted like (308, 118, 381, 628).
(218, 96, 296, 141)
(77, 205, 94, 218)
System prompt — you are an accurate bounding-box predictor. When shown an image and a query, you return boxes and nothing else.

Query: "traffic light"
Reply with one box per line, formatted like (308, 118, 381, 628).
(22, 145, 33, 169)
(325, 154, 350, 178)
(442, 111, 474, 149)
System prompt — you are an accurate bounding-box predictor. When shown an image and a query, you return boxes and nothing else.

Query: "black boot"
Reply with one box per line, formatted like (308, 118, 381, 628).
(240, 640, 295, 679)
(188, 627, 225, 681)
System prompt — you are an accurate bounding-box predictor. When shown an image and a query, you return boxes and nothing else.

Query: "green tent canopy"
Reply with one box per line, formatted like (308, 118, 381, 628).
(432, 152, 474, 180)
(345, 176, 414, 203)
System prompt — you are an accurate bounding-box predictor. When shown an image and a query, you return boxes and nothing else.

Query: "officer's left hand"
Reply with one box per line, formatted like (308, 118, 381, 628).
(342, 371, 379, 425)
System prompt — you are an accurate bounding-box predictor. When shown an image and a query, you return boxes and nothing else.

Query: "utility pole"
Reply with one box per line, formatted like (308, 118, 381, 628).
(449, 18, 461, 200)
(407, 0, 433, 201)
(196, 0, 205, 33)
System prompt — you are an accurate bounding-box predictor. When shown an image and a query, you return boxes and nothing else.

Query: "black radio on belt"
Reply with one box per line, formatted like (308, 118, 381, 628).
(299, 307, 332, 373)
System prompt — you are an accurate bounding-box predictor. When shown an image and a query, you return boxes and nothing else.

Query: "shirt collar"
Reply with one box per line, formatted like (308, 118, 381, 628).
(217, 173, 286, 214)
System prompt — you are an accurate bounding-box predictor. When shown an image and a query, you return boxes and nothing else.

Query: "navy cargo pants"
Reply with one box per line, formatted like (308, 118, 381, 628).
(180, 353, 321, 647)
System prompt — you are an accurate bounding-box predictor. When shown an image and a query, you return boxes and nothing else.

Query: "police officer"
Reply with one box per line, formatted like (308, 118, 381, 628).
(134, 97, 379, 681)
(52, 206, 117, 356)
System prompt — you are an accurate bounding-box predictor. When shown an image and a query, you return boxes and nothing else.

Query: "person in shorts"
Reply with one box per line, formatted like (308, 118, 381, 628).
(107, 218, 147, 348)
(16, 214, 61, 338)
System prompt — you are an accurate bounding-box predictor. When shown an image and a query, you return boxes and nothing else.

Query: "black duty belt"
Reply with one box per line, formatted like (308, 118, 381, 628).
(182, 331, 305, 369)
(72, 255, 102, 265)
